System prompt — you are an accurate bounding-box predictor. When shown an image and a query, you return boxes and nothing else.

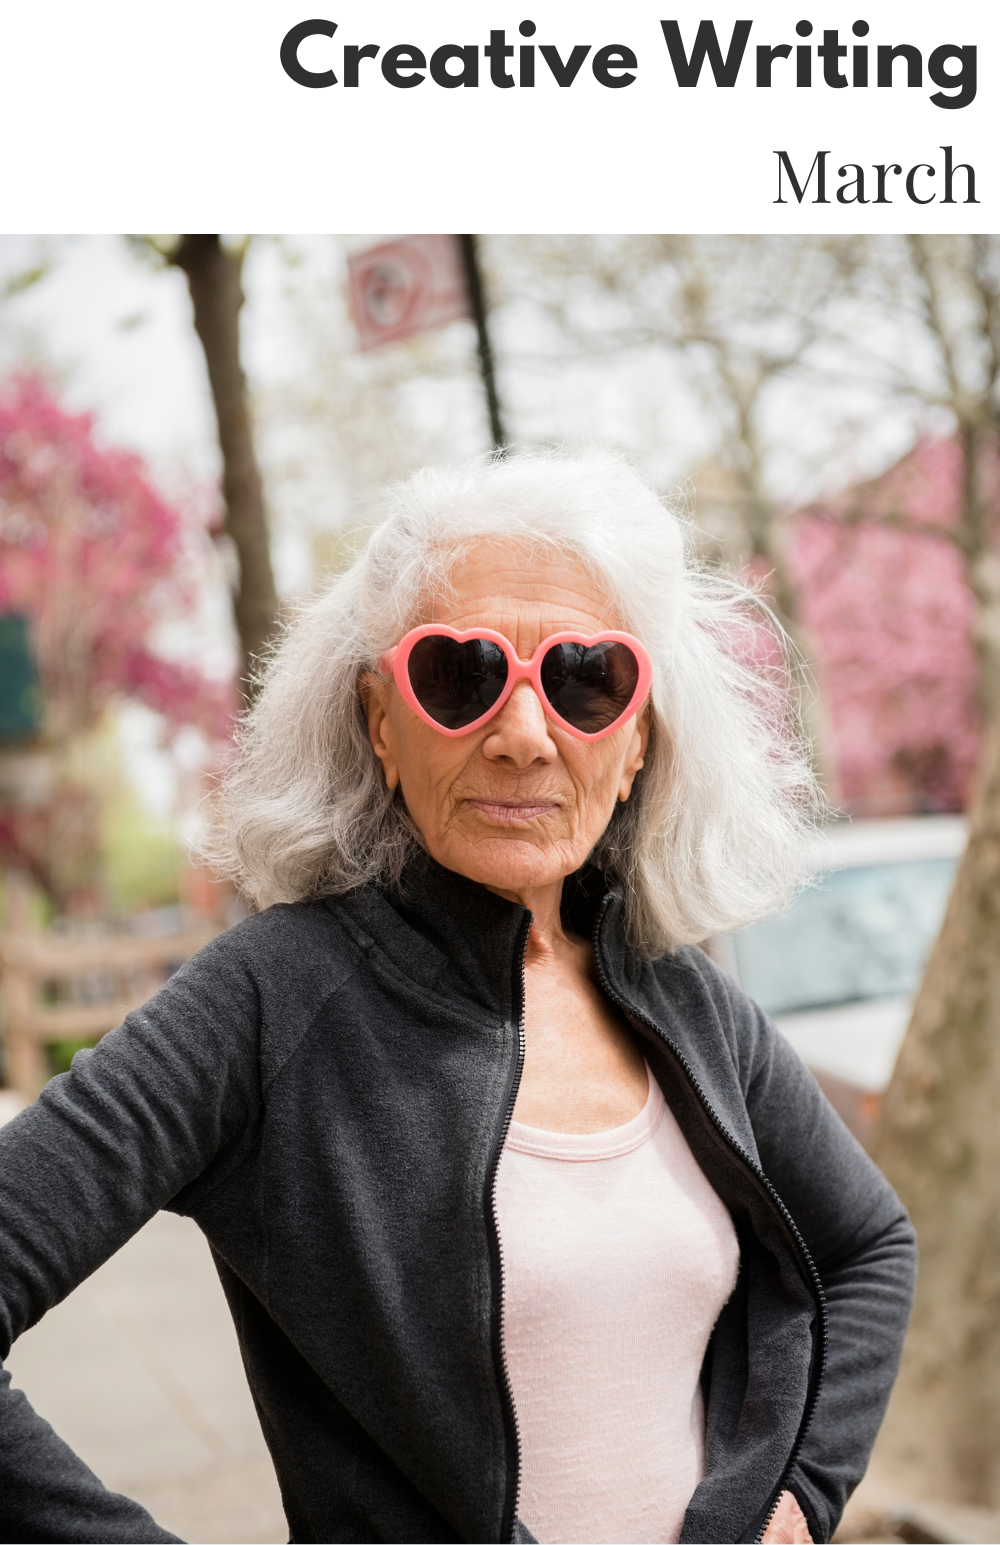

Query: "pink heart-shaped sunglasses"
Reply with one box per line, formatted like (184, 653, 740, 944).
(378, 625, 653, 741)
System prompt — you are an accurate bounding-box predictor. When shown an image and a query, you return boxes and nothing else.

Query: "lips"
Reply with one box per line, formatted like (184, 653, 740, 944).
(464, 798, 560, 824)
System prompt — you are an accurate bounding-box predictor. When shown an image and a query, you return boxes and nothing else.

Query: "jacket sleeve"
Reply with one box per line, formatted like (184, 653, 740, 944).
(737, 988, 917, 1544)
(0, 928, 262, 1544)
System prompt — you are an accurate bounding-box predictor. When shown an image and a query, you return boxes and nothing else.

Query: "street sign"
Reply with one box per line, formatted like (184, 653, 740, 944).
(347, 234, 469, 350)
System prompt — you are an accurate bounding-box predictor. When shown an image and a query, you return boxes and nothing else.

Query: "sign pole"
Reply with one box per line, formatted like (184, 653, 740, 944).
(459, 235, 507, 453)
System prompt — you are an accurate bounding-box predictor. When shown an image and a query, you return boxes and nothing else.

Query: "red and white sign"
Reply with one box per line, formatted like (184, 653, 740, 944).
(347, 234, 469, 350)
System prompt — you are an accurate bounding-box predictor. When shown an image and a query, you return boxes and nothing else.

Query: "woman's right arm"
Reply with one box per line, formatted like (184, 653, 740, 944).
(0, 930, 262, 1544)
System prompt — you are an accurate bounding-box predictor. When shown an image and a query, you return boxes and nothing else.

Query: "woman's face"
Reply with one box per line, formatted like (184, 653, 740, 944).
(363, 541, 650, 900)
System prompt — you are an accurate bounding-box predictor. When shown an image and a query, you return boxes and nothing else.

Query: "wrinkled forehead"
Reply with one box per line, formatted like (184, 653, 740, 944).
(418, 537, 625, 657)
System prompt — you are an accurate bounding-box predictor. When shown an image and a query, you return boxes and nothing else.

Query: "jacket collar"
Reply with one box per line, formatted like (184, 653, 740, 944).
(332, 855, 527, 1017)
(331, 854, 623, 1019)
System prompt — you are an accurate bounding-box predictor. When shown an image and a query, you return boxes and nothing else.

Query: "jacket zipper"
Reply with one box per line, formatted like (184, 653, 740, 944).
(485, 911, 531, 1544)
(590, 897, 829, 1545)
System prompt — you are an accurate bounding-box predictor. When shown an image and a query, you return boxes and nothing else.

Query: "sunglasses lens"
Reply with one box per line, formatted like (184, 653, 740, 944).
(407, 636, 509, 730)
(540, 641, 640, 734)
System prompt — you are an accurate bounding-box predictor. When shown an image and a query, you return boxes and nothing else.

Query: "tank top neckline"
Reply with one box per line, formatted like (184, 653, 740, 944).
(505, 1064, 664, 1161)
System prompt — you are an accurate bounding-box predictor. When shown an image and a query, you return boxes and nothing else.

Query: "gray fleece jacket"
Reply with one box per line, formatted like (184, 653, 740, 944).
(0, 859, 916, 1545)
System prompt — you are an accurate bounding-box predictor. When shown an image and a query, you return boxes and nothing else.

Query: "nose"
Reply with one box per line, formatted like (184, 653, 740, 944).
(482, 679, 558, 768)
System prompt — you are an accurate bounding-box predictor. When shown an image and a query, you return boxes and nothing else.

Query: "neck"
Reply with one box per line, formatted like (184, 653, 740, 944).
(485, 878, 570, 951)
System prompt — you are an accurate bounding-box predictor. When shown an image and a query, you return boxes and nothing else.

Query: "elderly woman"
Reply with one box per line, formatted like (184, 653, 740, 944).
(0, 453, 914, 1545)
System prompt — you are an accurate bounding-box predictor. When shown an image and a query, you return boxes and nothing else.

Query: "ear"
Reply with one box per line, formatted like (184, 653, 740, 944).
(359, 673, 400, 792)
(617, 704, 651, 803)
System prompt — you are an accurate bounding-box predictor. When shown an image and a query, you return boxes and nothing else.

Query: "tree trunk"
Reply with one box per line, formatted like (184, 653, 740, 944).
(171, 235, 278, 699)
(871, 711, 1000, 1506)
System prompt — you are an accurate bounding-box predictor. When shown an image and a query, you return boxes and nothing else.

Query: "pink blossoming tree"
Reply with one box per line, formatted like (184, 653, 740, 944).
(792, 436, 989, 815)
(0, 376, 237, 906)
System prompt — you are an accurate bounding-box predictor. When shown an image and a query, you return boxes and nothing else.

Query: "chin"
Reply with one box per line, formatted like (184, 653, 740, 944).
(438, 835, 574, 895)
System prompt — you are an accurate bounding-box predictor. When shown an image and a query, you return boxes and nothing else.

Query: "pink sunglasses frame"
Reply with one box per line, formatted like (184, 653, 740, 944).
(378, 624, 653, 741)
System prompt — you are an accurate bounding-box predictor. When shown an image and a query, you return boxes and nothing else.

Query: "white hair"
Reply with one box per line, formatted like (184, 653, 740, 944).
(202, 451, 823, 957)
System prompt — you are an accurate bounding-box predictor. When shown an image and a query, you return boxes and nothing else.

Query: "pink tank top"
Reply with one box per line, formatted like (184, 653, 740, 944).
(494, 1066, 740, 1545)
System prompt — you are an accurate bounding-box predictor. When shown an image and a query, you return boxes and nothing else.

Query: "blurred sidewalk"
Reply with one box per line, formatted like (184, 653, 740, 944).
(3, 1095, 285, 1544)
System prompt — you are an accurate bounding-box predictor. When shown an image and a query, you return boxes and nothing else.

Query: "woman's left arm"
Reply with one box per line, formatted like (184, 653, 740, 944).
(740, 998, 917, 1545)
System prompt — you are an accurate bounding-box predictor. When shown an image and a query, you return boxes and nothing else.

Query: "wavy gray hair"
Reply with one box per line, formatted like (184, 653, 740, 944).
(201, 451, 822, 957)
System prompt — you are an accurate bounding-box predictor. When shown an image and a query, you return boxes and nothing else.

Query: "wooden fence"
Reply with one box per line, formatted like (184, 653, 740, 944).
(0, 902, 219, 1099)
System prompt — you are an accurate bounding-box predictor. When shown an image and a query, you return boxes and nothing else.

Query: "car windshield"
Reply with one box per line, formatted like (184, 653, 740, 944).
(732, 857, 958, 1017)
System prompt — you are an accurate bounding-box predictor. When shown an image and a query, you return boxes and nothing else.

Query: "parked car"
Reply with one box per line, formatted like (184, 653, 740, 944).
(710, 815, 967, 1143)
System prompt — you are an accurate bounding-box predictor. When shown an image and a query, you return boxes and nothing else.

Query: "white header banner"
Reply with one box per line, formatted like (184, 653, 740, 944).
(0, 0, 993, 232)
